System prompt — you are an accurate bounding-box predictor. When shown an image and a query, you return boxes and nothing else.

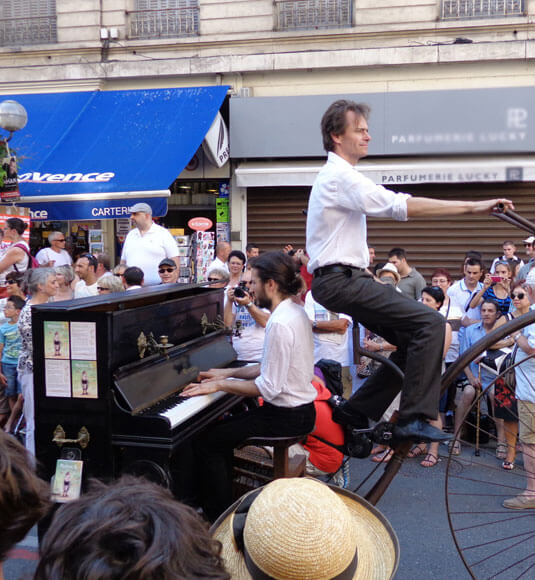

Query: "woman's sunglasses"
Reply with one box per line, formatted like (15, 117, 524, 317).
(512, 292, 526, 300)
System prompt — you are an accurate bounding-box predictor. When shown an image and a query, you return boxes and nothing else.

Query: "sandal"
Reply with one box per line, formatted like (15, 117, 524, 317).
(502, 461, 515, 471)
(407, 443, 426, 458)
(496, 442, 507, 460)
(421, 453, 440, 468)
(449, 440, 461, 456)
(371, 448, 393, 463)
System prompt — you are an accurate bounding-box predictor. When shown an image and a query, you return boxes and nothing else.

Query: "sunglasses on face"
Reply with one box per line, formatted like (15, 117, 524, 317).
(97, 287, 110, 292)
(159, 267, 176, 273)
(207, 277, 221, 282)
(6, 280, 17, 285)
(512, 292, 526, 299)
(55, 238, 66, 242)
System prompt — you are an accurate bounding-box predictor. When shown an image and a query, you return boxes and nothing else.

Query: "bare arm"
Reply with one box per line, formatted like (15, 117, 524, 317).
(0, 247, 25, 274)
(182, 378, 260, 398)
(314, 318, 349, 334)
(407, 197, 513, 218)
(512, 334, 535, 356)
(233, 291, 270, 327)
(469, 274, 492, 310)
(443, 323, 452, 359)
(198, 363, 261, 382)
(224, 288, 236, 327)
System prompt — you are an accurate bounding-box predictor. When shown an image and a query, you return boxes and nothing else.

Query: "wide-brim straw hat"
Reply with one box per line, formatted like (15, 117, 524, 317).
(211, 478, 399, 580)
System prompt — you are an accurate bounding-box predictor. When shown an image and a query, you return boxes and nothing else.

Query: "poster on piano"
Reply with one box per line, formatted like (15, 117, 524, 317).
(51, 459, 83, 503)
(71, 360, 98, 399)
(44, 321, 70, 360)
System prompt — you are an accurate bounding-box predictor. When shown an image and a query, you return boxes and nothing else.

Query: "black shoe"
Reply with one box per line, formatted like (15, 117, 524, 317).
(393, 418, 451, 443)
(332, 403, 369, 430)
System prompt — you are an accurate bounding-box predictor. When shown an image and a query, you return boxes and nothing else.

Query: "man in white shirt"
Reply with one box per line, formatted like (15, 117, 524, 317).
(447, 258, 484, 328)
(306, 99, 513, 443)
(35, 232, 72, 267)
(207, 242, 231, 275)
(224, 269, 269, 362)
(120, 203, 179, 286)
(183, 251, 316, 520)
(73, 253, 98, 298)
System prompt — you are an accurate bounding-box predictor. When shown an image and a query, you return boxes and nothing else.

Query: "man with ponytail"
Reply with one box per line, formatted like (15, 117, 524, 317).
(183, 251, 316, 520)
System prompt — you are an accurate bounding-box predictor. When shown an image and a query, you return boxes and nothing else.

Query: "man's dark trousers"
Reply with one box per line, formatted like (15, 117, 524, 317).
(312, 269, 445, 422)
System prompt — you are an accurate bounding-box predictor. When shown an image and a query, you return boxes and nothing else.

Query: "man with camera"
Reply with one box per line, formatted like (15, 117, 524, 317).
(224, 269, 269, 362)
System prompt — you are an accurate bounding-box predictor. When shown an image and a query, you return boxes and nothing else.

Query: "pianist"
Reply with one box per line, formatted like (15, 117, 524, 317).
(183, 251, 316, 521)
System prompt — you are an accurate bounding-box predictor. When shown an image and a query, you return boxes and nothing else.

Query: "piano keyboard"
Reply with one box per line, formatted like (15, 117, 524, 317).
(160, 391, 226, 428)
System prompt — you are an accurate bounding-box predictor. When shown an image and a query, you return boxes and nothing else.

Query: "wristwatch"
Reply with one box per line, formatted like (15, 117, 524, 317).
(513, 333, 522, 342)
(312, 320, 318, 329)
(245, 301, 254, 309)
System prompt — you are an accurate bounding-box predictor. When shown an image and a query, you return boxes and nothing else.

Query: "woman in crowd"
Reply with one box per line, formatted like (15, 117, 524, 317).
(207, 268, 229, 288)
(409, 286, 452, 467)
(96, 273, 125, 295)
(453, 299, 512, 456)
(54, 265, 75, 301)
(18, 268, 58, 455)
(0, 218, 31, 276)
(469, 260, 513, 317)
(226, 250, 246, 288)
(494, 283, 530, 469)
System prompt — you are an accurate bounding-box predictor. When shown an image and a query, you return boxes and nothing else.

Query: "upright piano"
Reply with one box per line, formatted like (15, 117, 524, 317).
(32, 283, 241, 500)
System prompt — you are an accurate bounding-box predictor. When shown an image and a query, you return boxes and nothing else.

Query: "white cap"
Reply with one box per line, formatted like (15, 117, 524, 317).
(523, 235, 535, 244)
(376, 262, 400, 284)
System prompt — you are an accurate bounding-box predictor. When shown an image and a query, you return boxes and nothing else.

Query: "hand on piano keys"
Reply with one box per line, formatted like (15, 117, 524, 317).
(182, 380, 221, 398)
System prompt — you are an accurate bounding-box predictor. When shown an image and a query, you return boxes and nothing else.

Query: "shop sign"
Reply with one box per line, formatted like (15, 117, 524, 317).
(188, 217, 213, 231)
(0, 151, 20, 202)
(18, 171, 115, 183)
(203, 112, 229, 168)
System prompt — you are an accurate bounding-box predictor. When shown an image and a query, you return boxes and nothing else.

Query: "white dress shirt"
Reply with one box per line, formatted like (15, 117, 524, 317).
(121, 223, 178, 286)
(306, 152, 411, 272)
(207, 256, 229, 275)
(255, 298, 316, 407)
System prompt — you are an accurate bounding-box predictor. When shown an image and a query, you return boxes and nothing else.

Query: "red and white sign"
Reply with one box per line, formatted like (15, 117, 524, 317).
(188, 217, 213, 231)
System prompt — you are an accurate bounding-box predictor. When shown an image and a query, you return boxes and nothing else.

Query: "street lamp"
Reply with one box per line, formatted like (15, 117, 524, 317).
(0, 99, 27, 142)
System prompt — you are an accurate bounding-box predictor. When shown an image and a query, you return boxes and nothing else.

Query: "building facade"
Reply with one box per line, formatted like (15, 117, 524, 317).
(1, 0, 535, 274)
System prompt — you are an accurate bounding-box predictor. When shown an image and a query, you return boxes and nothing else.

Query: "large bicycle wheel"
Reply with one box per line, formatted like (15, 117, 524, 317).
(444, 313, 535, 579)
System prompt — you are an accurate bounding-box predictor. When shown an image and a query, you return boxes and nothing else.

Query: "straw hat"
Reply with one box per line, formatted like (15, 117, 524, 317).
(211, 478, 399, 580)
(376, 263, 400, 284)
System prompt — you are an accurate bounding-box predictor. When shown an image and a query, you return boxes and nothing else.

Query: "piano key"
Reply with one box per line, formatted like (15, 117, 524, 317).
(160, 391, 226, 428)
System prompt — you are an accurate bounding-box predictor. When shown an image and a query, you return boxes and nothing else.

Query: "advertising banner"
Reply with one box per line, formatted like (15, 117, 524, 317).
(0, 146, 19, 202)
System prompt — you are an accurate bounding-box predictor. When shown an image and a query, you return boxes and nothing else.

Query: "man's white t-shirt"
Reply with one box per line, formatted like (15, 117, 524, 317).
(304, 292, 352, 366)
(74, 280, 98, 298)
(121, 223, 178, 286)
(35, 247, 72, 267)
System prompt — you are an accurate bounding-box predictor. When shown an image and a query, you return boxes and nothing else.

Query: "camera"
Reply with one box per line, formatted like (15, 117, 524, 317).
(287, 249, 296, 256)
(490, 276, 502, 284)
(233, 281, 248, 298)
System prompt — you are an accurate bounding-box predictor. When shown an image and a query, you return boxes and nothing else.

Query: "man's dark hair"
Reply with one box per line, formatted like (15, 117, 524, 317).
(35, 476, 230, 580)
(97, 253, 111, 272)
(123, 266, 144, 286)
(77, 253, 98, 271)
(465, 257, 483, 270)
(246, 243, 259, 253)
(0, 430, 50, 562)
(228, 250, 246, 265)
(388, 247, 407, 261)
(321, 99, 371, 153)
(7, 295, 25, 311)
(251, 251, 302, 296)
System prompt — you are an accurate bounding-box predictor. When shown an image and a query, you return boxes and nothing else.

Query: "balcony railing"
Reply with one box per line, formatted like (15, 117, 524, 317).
(276, 0, 353, 31)
(128, 4, 199, 39)
(441, 0, 524, 19)
(0, 14, 57, 46)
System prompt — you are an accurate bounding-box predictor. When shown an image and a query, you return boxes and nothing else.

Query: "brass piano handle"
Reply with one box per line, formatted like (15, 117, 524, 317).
(52, 425, 90, 449)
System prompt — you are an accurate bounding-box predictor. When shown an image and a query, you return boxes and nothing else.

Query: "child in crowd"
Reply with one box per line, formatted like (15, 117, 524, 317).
(1, 296, 25, 433)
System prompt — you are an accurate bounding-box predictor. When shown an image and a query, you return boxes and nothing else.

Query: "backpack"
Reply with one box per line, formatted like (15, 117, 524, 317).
(315, 358, 343, 397)
(12, 242, 40, 271)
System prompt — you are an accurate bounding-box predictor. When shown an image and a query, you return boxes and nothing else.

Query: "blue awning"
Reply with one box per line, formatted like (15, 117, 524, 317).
(3, 86, 229, 220)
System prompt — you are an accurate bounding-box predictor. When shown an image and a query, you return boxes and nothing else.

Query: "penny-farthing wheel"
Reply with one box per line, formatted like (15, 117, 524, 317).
(443, 311, 535, 579)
